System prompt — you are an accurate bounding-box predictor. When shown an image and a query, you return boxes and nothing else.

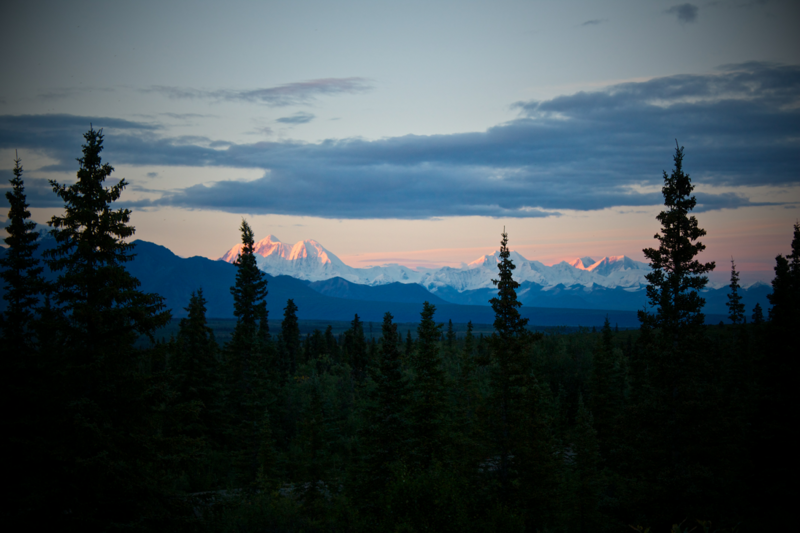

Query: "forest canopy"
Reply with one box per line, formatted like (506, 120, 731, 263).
(1, 131, 796, 531)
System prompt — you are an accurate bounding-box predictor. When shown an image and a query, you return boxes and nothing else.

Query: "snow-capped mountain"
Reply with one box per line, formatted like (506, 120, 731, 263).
(220, 235, 654, 294)
(420, 252, 651, 293)
(222, 235, 422, 285)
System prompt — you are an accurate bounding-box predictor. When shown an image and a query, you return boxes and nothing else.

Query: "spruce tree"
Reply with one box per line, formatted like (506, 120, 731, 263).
(171, 289, 222, 444)
(359, 312, 411, 502)
(47, 129, 170, 343)
(638, 144, 715, 336)
(446, 318, 456, 353)
(226, 219, 270, 485)
(345, 313, 367, 381)
(230, 220, 268, 339)
(486, 229, 533, 503)
(767, 222, 800, 328)
(409, 301, 447, 469)
(589, 316, 624, 460)
(567, 396, 603, 533)
(751, 302, 764, 325)
(633, 143, 718, 524)
(296, 376, 331, 518)
(41, 127, 176, 527)
(324, 325, 338, 361)
(1, 152, 45, 350)
(2, 154, 48, 525)
(450, 320, 481, 476)
(727, 258, 745, 325)
(281, 298, 300, 375)
(754, 222, 800, 527)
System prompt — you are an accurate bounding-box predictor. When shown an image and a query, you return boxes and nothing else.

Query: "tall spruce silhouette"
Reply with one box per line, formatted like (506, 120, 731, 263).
(634, 143, 717, 525)
(409, 301, 446, 469)
(487, 229, 530, 501)
(281, 298, 300, 376)
(638, 144, 715, 335)
(227, 219, 271, 484)
(2, 153, 48, 522)
(41, 127, 175, 527)
(358, 312, 411, 504)
(172, 289, 222, 443)
(727, 258, 745, 325)
(1, 153, 44, 351)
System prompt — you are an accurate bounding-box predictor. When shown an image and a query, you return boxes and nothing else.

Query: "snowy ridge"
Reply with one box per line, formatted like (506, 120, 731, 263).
(219, 236, 654, 294)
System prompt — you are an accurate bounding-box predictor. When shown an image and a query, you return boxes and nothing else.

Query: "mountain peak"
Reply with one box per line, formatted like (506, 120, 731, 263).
(567, 257, 596, 270)
(256, 234, 282, 245)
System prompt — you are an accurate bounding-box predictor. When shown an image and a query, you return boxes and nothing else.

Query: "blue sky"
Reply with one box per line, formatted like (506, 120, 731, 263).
(1, 0, 798, 284)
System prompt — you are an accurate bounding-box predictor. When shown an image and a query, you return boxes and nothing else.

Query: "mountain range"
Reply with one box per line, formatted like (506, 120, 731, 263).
(0, 236, 769, 326)
(220, 234, 659, 294)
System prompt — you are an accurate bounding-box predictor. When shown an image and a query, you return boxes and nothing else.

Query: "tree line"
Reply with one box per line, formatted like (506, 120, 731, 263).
(1, 129, 796, 531)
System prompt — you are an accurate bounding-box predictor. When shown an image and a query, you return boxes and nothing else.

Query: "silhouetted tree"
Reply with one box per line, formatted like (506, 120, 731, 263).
(751, 302, 764, 325)
(171, 289, 222, 443)
(590, 316, 624, 460)
(638, 144, 715, 336)
(446, 318, 456, 353)
(2, 152, 48, 523)
(567, 396, 604, 533)
(767, 222, 800, 328)
(230, 220, 268, 339)
(409, 301, 447, 469)
(282, 298, 300, 375)
(727, 258, 745, 325)
(754, 222, 800, 528)
(1, 152, 44, 350)
(227, 220, 271, 485)
(358, 312, 411, 506)
(344, 313, 367, 381)
(633, 143, 717, 525)
(41, 127, 176, 527)
(486, 228, 532, 503)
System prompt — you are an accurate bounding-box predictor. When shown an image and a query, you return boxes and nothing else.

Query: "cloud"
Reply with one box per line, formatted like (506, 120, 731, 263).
(145, 77, 372, 107)
(276, 112, 315, 125)
(250, 126, 274, 137)
(36, 87, 115, 101)
(581, 19, 607, 26)
(2, 63, 798, 219)
(693, 192, 781, 212)
(0, 114, 160, 171)
(161, 112, 215, 120)
(665, 3, 699, 23)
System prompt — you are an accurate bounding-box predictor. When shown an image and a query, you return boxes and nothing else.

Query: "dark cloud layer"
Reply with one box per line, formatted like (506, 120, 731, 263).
(145, 78, 372, 107)
(1, 63, 797, 219)
(276, 112, 315, 125)
(665, 3, 699, 23)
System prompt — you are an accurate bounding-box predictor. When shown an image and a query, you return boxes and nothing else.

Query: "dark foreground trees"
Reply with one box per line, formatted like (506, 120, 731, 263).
(752, 222, 800, 527)
(2, 128, 184, 529)
(3, 134, 795, 531)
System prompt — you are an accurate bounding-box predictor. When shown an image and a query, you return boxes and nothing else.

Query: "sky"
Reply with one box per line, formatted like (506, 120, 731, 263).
(1, 0, 798, 286)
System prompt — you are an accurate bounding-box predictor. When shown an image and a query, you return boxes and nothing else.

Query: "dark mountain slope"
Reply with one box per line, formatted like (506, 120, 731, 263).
(307, 276, 449, 305)
(0, 239, 737, 327)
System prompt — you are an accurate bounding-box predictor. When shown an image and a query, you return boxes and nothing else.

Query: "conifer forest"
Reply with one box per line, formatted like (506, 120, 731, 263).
(2, 129, 797, 531)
